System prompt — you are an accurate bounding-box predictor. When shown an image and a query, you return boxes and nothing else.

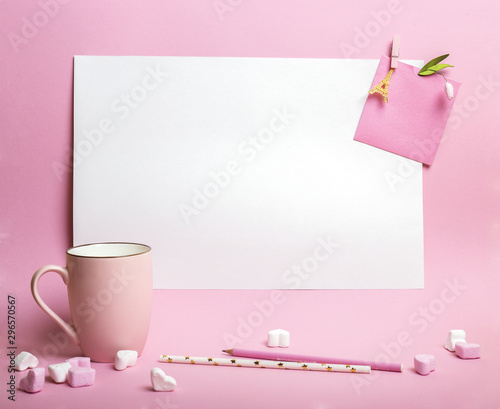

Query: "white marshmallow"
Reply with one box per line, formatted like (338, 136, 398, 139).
(14, 351, 39, 371)
(445, 329, 466, 352)
(267, 329, 280, 347)
(48, 362, 72, 383)
(151, 368, 176, 392)
(267, 329, 290, 348)
(114, 350, 138, 371)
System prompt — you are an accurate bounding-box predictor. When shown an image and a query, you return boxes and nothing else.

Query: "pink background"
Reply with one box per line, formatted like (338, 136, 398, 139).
(1, 0, 499, 408)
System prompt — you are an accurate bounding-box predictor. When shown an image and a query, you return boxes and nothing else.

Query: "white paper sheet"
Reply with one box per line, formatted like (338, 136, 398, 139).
(73, 56, 423, 289)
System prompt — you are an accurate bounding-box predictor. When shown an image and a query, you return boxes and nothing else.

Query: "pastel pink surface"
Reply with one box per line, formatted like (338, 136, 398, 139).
(354, 55, 461, 165)
(19, 368, 45, 393)
(1, 0, 500, 408)
(455, 342, 481, 359)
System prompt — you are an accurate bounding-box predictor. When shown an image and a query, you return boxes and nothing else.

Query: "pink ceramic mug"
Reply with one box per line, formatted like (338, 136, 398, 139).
(31, 242, 153, 362)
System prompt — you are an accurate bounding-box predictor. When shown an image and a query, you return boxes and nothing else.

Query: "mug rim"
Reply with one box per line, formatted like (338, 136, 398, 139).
(67, 242, 151, 258)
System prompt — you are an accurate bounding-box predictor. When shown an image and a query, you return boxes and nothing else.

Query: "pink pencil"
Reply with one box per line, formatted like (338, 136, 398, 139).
(223, 348, 402, 372)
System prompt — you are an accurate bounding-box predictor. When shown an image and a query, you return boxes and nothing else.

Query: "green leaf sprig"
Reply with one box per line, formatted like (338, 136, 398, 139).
(418, 54, 455, 100)
(418, 54, 453, 76)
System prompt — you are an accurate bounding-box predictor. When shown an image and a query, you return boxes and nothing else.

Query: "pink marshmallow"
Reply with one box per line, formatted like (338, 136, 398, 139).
(19, 368, 45, 393)
(414, 354, 436, 376)
(67, 367, 95, 387)
(455, 342, 481, 359)
(66, 357, 91, 368)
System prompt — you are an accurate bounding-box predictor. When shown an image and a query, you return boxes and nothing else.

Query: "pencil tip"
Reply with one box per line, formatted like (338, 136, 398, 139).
(222, 348, 233, 354)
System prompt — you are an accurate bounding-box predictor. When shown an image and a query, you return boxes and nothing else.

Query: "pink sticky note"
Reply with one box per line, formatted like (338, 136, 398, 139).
(354, 55, 461, 165)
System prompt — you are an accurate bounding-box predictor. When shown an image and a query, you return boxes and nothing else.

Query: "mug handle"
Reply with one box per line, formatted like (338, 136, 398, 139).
(31, 265, 80, 346)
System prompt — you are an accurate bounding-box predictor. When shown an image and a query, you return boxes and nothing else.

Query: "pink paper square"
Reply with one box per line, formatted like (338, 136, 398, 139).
(354, 55, 461, 165)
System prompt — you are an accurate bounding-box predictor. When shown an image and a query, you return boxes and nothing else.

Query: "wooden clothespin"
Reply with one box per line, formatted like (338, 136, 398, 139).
(368, 35, 401, 102)
(391, 35, 400, 68)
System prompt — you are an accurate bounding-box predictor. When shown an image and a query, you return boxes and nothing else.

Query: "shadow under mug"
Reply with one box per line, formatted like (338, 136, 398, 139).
(31, 242, 153, 362)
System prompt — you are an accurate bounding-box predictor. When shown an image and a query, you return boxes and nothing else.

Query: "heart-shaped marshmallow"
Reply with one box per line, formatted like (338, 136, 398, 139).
(151, 367, 177, 392)
(48, 362, 72, 383)
(114, 350, 138, 370)
(15, 351, 39, 371)
(414, 354, 436, 376)
(19, 368, 45, 393)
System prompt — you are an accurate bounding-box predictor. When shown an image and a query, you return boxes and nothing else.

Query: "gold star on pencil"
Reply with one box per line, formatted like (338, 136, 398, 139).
(351, 368, 356, 373)
(213, 362, 219, 366)
(302, 364, 308, 369)
(185, 356, 190, 360)
(237, 364, 242, 367)
(254, 361, 260, 366)
(231, 359, 236, 364)
(167, 357, 173, 363)
(327, 366, 332, 371)
(277, 362, 284, 367)
(190, 360, 195, 364)
(208, 358, 213, 362)
(346, 365, 351, 368)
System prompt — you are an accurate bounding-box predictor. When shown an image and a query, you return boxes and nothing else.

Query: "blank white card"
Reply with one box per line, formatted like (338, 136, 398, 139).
(73, 56, 423, 289)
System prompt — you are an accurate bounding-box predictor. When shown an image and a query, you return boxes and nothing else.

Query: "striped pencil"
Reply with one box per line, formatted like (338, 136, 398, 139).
(159, 355, 371, 374)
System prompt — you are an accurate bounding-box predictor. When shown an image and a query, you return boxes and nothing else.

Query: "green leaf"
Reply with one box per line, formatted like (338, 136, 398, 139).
(418, 54, 449, 76)
(418, 63, 454, 76)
